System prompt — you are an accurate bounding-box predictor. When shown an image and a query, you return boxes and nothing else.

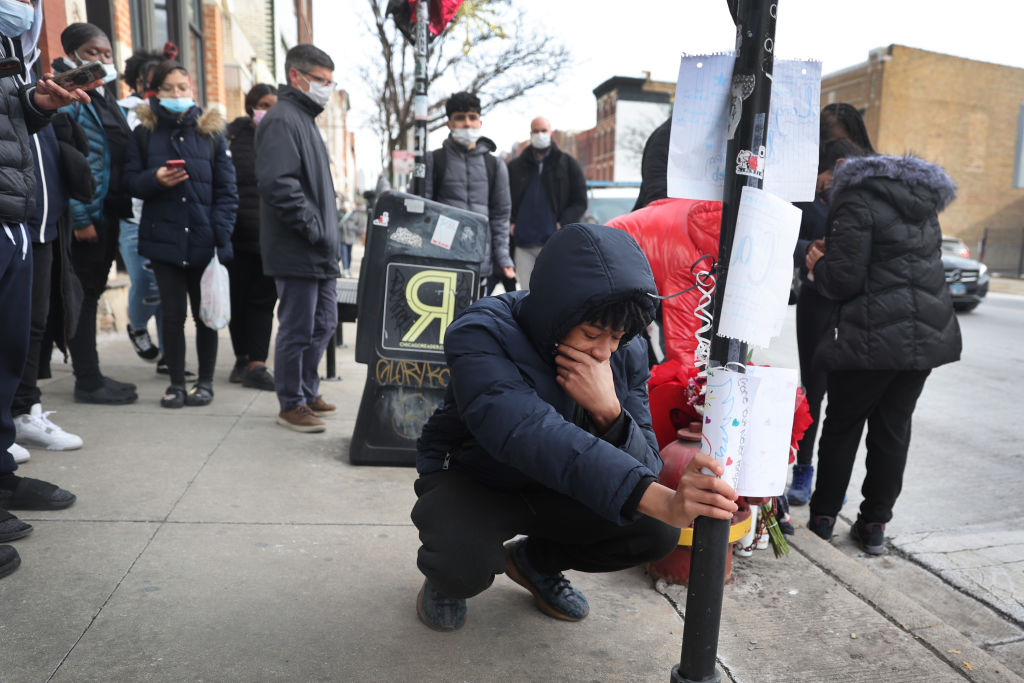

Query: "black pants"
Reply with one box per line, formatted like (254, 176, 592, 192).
(810, 369, 930, 524)
(794, 286, 834, 464)
(12, 240, 52, 415)
(151, 261, 218, 386)
(67, 218, 119, 390)
(411, 470, 679, 600)
(0, 224, 31, 474)
(227, 250, 277, 363)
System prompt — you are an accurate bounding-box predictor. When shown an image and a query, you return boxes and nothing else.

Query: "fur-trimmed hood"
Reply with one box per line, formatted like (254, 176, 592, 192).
(829, 154, 957, 214)
(135, 102, 227, 137)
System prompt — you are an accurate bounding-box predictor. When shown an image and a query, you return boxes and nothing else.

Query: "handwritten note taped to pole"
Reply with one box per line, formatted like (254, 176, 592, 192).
(700, 365, 798, 496)
(736, 366, 798, 497)
(667, 53, 822, 202)
(718, 186, 802, 348)
(700, 366, 761, 490)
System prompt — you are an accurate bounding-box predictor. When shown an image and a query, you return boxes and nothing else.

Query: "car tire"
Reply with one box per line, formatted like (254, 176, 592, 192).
(954, 302, 979, 313)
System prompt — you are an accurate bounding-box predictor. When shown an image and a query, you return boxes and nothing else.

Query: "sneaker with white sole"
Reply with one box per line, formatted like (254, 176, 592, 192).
(14, 404, 84, 451)
(8, 443, 30, 464)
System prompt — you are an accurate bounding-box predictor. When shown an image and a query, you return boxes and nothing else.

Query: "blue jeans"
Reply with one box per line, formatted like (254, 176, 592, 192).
(118, 220, 162, 350)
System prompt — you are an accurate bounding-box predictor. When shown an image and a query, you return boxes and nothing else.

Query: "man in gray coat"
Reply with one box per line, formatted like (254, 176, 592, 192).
(255, 44, 339, 433)
(426, 91, 514, 296)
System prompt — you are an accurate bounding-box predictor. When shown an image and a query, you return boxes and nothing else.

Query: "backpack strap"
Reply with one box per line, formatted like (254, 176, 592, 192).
(431, 148, 446, 200)
(484, 153, 497, 216)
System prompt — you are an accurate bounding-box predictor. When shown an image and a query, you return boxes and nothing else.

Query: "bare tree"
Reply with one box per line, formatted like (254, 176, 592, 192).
(361, 0, 571, 174)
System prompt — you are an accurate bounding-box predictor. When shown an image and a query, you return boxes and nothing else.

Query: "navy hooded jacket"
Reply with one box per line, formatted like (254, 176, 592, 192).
(416, 223, 663, 525)
(123, 101, 237, 268)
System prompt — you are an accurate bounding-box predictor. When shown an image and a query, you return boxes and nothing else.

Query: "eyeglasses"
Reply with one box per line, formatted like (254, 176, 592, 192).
(300, 70, 335, 88)
(450, 112, 480, 123)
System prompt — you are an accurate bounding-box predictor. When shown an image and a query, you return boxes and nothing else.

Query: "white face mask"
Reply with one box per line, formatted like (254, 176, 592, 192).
(530, 132, 551, 150)
(299, 73, 332, 107)
(451, 127, 483, 148)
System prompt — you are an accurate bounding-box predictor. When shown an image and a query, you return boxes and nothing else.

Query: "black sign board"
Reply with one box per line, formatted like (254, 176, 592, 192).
(350, 191, 487, 466)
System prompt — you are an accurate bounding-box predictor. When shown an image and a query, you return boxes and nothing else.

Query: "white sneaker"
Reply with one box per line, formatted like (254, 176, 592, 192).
(14, 403, 84, 451)
(8, 443, 29, 464)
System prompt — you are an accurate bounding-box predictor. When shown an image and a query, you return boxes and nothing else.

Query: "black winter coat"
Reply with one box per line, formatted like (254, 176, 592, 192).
(227, 116, 261, 253)
(0, 34, 53, 224)
(417, 223, 662, 525)
(814, 154, 962, 371)
(254, 86, 339, 279)
(507, 142, 586, 228)
(123, 101, 238, 268)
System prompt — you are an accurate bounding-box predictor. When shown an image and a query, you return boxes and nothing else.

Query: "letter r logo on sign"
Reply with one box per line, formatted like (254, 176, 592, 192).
(402, 270, 458, 346)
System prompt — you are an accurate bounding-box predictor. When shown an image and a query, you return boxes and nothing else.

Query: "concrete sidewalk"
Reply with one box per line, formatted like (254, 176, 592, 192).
(1, 327, 1020, 682)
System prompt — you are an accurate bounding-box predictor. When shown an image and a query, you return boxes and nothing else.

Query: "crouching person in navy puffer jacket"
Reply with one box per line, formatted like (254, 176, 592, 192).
(123, 60, 237, 409)
(411, 223, 739, 631)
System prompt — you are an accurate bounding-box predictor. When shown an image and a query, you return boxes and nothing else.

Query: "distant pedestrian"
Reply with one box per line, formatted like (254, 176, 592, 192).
(806, 150, 961, 554)
(226, 83, 278, 392)
(507, 116, 586, 289)
(425, 91, 514, 297)
(255, 44, 340, 433)
(337, 197, 363, 279)
(123, 59, 238, 409)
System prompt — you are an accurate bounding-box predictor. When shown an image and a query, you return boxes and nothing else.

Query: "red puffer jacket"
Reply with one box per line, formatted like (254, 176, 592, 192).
(607, 198, 721, 364)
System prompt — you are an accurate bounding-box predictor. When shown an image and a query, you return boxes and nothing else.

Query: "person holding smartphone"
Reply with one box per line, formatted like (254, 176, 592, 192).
(55, 23, 138, 405)
(123, 60, 237, 409)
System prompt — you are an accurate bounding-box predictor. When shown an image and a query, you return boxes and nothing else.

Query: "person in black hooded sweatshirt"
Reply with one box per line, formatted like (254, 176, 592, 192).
(411, 223, 739, 632)
(806, 149, 961, 554)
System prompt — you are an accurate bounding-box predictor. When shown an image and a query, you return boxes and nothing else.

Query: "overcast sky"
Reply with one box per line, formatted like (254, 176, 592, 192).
(318, 0, 1024, 189)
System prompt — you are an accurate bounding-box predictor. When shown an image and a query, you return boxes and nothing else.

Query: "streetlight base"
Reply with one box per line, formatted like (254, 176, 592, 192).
(671, 665, 722, 683)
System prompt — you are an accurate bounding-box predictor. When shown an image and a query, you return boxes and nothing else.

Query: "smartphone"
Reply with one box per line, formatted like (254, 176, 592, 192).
(51, 61, 106, 89)
(166, 160, 186, 170)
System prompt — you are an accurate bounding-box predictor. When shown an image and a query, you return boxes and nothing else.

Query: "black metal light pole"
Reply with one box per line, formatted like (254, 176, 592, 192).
(673, 2, 778, 682)
(411, 0, 429, 196)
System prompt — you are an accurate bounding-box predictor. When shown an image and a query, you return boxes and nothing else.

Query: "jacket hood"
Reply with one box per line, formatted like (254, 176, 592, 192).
(136, 101, 226, 137)
(829, 154, 957, 215)
(517, 223, 658, 354)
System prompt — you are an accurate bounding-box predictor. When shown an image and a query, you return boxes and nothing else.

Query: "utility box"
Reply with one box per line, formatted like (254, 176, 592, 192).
(350, 190, 487, 466)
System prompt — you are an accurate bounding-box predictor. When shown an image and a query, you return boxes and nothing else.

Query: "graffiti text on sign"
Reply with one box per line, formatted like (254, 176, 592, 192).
(376, 359, 450, 389)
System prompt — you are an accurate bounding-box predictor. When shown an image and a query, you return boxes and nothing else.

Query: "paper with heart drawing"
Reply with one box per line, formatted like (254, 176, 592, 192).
(699, 366, 761, 490)
(735, 366, 799, 497)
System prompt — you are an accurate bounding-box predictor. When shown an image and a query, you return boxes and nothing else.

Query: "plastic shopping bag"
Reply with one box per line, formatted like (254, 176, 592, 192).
(199, 254, 231, 329)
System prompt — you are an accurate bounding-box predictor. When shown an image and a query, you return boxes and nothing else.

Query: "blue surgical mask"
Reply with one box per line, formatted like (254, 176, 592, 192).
(0, 0, 34, 37)
(159, 97, 195, 114)
(101, 63, 117, 84)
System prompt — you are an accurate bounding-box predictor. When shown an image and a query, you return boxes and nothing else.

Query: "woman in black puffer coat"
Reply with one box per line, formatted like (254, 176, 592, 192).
(806, 151, 961, 554)
(225, 84, 277, 391)
(123, 60, 237, 409)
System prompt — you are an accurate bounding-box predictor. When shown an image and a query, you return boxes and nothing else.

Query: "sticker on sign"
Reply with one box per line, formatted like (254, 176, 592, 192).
(430, 215, 459, 250)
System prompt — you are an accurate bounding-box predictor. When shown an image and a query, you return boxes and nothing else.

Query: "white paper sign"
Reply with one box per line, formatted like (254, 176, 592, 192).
(430, 215, 459, 250)
(736, 366, 799, 497)
(718, 186, 802, 347)
(700, 366, 761, 490)
(667, 53, 821, 202)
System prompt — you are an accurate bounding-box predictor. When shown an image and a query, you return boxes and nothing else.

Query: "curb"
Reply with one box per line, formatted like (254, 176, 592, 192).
(791, 526, 1023, 682)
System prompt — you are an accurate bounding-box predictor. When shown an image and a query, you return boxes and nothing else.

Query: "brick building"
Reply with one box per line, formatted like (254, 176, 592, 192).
(575, 74, 673, 182)
(822, 44, 1024, 262)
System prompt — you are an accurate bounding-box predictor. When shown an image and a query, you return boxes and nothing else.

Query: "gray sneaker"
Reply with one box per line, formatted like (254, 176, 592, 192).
(505, 538, 589, 621)
(416, 578, 466, 631)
